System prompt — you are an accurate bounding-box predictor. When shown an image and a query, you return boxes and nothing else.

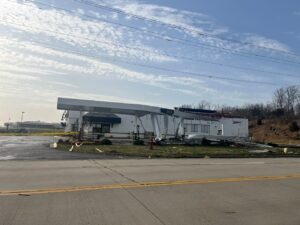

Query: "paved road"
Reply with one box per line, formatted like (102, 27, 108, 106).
(0, 158, 300, 225)
(0, 136, 116, 160)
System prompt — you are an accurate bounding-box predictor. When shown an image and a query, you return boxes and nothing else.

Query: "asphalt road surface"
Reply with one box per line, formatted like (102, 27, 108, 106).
(0, 136, 115, 160)
(0, 156, 300, 225)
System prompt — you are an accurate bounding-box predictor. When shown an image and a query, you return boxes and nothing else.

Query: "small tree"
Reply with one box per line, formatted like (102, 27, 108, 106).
(201, 137, 210, 146)
(272, 108, 284, 117)
(257, 119, 263, 125)
(289, 121, 299, 132)
(100, 138, 112, 145)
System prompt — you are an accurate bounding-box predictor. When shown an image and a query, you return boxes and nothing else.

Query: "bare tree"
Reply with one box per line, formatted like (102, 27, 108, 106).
(181, 86, 300, 120)
(295, 103, 300, 116)
(197, 100, 211, 109)
(273, 87, 286, 109)
(181, 104, 192, 108)
(285, 86, 299, 114)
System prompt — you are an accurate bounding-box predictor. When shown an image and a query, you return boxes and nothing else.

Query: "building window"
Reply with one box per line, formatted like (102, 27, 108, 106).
(101, 124, 110, 133)
(201, 125, 210, 134)
(191, 124, 198, 132)
(93, 127, 102, 133)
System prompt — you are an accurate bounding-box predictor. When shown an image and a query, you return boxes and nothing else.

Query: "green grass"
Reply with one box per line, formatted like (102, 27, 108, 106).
(57, 143, 300, 158)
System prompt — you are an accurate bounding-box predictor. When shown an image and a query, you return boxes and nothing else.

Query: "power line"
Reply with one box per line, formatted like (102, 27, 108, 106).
(76, 0, 300, 59)
(19, 0, 300, 67)
(0, 29, 286, 86)
(8, 41, 284, 86)
(1, 17, 299, 80)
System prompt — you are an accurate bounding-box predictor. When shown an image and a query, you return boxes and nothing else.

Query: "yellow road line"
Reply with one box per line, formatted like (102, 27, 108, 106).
(1, 174, 300, 196)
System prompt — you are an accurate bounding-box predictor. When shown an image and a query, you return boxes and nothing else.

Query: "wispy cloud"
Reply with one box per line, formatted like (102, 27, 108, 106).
(0, 0, 175, 63)
(95, 0, 292, 56)
(70, 92, 167, 107)
(242, 34, 291, 52)
(0, 71, 39, 81)
(293, 11, 300, 16)
(0, 36, 214, 95)
(104, 0, 228, 36)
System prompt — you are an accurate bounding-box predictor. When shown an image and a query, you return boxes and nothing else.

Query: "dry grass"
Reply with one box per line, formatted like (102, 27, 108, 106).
(250, 119, 300, 144)
(57, 143, 300, 158)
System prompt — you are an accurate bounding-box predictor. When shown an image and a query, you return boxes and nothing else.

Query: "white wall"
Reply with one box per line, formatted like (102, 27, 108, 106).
(65, 111, 80, 132)
(219, 117, 248, 138)
(66, 110, 248, 140)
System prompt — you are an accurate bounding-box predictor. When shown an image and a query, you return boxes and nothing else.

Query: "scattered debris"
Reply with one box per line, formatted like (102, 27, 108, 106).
(95, 148, 103, 153)
(248, 149, 270, 153)
(243, 142, 273, 148)
(75, 142, 83, 147)
(18, 193, 30, 197)
(69, 145, 74, 152)
(50, 142, 57, 149)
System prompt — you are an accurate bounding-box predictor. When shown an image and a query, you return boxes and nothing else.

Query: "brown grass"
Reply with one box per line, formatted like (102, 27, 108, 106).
(250, 119, 300, 144)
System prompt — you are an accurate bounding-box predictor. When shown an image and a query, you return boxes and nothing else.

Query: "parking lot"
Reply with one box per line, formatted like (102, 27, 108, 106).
(0, 136, 115, 160)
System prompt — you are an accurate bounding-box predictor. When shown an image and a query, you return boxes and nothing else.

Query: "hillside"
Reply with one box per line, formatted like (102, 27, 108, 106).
(249, 119, 300, 145)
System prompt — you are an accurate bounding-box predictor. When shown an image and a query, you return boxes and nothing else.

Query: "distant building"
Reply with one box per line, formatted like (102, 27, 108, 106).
(3, 121, 63, 132)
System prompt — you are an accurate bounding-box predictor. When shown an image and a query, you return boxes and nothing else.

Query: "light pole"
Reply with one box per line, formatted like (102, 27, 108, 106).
(6, 117, 11, 132)
(20, 112, 25, 128)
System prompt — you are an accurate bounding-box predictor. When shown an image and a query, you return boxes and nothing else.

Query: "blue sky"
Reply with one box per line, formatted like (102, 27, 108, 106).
(0, 0, 299, 124)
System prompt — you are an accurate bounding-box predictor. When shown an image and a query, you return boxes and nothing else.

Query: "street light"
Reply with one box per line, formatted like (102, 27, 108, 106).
(20, 112, 25, 127)
(6, 117, 11, 132)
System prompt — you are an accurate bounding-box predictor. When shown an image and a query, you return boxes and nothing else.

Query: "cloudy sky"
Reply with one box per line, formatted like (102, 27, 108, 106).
(0, 0, 300, 124)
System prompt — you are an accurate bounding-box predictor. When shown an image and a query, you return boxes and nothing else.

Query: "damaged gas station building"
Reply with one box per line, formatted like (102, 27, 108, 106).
(57, 97, 248, 143)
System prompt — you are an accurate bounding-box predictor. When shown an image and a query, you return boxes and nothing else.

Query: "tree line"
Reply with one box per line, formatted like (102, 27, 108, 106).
(182, 86, 300, 120)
